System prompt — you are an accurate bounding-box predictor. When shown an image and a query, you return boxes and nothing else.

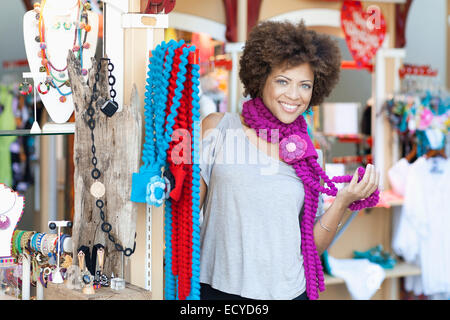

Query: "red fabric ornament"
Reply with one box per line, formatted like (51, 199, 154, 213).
(341, 0, 386, 69)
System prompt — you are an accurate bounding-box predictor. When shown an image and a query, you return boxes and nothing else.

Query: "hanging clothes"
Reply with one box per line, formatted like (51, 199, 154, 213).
(392, 156, 450, 296)
(384, 91, 450, 159)
(10, 93, 36, 192)
(0, 85, 17, 187)
(387, 157, 411, 196)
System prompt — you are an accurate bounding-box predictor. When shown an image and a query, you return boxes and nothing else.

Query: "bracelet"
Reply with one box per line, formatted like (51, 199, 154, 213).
(36, 233, 46, 253)
(22, 231, 35, 252)
(16, 231, 27, 254)
(319, 217, 342, 233)
(40, 234, 49, 255)
(30, 233, 37, 251)
(11, 230, 21, 256)
(58, 234, 68, 254)
(48, 234, 58, 255)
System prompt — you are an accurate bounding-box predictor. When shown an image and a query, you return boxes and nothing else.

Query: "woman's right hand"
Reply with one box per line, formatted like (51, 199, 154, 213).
(335, 163, 380, 208)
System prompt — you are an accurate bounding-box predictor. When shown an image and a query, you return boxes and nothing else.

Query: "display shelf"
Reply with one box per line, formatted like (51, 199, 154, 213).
(44, 282, 151, 300)
(0, 122, 75, 136)
(0, 294, 19, 300)
(0, 129, 74, 137)
(377, 190, 404, 207)
(315, 131, 372, 144)
(324, 262, 421, 286)
(324, 190, 404, 211)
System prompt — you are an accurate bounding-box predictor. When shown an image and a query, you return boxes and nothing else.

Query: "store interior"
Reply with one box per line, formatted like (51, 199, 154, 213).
(0, 0, 449, 301)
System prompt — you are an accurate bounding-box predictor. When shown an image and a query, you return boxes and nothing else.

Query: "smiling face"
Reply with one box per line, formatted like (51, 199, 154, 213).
(261, 63, 314, 124)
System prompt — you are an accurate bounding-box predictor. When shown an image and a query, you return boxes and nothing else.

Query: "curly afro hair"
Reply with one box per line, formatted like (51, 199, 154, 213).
(239, 20, 341, 108)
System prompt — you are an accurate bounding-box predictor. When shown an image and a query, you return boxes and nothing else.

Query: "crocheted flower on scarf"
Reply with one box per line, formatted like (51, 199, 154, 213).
(279, 134, 307, 163)
(146, 176, 166, 206)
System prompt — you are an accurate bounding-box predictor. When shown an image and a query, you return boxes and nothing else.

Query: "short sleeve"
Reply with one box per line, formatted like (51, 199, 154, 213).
(199, 133, 216, 186)
(314, 193, 325, 224)
(199, 116, 226, 187)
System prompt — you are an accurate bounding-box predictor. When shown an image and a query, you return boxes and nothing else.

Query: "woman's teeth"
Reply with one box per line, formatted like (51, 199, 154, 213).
(280, 102, 298, 113)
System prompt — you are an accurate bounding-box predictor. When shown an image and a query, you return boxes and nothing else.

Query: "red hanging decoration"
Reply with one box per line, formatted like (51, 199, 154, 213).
(165, 44, 197, 300)
(395, 0, 413, 48)
(144, 0, 176, 14)
(341, 0, 386, 69)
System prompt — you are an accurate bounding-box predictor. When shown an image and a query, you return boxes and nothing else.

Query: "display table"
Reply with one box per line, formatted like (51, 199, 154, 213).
(0, 294, 19, 300)
(44, 282, 152, 300)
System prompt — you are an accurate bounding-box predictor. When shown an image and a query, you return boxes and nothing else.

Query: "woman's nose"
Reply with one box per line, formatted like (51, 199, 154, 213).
(285, 83, 301, 100)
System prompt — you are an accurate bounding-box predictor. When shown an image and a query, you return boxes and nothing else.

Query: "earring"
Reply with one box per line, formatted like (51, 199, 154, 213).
(53, 21, 61, 29)
(303, 107, 314, 116)
(19, 81, 32, 96)
(37, 82, 50, 95)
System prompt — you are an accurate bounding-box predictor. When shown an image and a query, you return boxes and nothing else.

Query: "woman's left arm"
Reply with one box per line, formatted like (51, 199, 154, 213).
(313, 163, 380, 255)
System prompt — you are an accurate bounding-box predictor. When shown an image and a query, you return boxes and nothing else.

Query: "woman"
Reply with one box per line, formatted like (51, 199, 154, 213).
(198, 21, 380, 300)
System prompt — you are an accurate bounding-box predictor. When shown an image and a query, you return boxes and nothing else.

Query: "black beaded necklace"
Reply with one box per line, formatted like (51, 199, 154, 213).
(86, 59, 135, 257)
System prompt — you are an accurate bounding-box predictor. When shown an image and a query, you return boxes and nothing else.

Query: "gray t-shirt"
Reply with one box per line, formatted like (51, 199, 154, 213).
(199, 112, 324, 300)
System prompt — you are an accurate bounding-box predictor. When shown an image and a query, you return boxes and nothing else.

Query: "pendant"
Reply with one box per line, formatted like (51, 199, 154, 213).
(100, 100, 118, 117)
(90, 181, 105, 198)
(0, 215, 10, 230)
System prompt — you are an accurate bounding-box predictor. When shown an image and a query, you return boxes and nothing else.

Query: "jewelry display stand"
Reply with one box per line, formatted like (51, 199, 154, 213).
(0, 185, 24, 301)
(23, 0, 98, 124)
(48, 220, 72, 283)
(0, 185, 25, 261)
(67, 51, 141, 278)
(41, 0, 168, 299)
(77, 251, 95, 295)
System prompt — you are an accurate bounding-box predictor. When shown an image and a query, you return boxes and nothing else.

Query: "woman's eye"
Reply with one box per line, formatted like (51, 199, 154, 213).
(301, 83, 312, 89)
(275, 79, 288, 85)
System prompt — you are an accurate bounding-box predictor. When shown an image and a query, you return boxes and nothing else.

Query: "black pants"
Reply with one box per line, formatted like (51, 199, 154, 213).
(200, 283, 309, 300)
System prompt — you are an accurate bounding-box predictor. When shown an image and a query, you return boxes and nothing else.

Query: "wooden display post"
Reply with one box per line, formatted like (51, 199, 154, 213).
(67, 52, 142, 277)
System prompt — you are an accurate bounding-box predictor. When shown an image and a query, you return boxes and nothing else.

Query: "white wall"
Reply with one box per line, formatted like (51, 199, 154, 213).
(405, 0, 447, 87)
(0, 1, 29, 80)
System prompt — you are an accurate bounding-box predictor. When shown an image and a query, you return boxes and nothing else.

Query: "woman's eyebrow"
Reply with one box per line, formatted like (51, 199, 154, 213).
(276, 75, 313, 83)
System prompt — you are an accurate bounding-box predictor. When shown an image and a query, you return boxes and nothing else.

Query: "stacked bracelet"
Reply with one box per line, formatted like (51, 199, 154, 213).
(319, 217, 342, 232)
(21, 231, 35, 253)
(36, 233, 46, 253)
(16, 230, 26, 254)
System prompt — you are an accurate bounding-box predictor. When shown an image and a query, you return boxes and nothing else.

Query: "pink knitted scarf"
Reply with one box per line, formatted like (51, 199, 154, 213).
(241, 97, 379, 299)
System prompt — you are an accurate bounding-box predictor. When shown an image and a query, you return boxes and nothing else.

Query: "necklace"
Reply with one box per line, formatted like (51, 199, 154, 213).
(241, 97, 380, 300)
(36, 0, 90, 102)
(87, 59, 136, 257)
(0, 192, 17, 230)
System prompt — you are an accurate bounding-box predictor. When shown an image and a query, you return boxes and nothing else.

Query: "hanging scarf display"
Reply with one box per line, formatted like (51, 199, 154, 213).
(384, 92, 450, 157)
(130, 39, 201, 300)
(241, 97, 380, 300)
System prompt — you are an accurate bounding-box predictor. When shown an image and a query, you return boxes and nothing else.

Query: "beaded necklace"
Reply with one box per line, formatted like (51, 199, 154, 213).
(241, 97, 380, 300)
(36, 0, 90, 102)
